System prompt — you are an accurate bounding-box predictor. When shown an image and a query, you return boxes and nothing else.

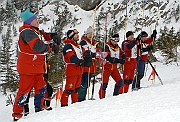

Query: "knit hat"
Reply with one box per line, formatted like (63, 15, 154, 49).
(126, 31, 134, 38)
(20, 8, 37, 25)
(140, 31, 148, 37)
(85, 26, 93, 34)
(111, 34, 119, 42)
(67, 29, 79, 39)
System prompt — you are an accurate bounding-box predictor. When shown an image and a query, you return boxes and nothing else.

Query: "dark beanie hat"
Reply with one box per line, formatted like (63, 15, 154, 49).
(140, 31, 148, 37)
(111, 34, 119, 42)
(112, 34, 119, 38)
(126, 31, 134, 38)
(67, 29, 79, 39)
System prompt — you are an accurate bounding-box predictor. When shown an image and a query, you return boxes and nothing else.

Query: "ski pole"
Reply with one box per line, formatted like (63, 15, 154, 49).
(147, 59, 163, 85)
(122, 0, 129, 93)
(90, 74, 96, 100)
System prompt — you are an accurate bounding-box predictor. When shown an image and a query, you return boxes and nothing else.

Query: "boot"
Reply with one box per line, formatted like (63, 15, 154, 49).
(113, 85, 120, 96)
(23, 104, 29, 116)
(13, 117, 21, 121)
(78, 86, 87, 102)
(44, 100, 52, 111)
(35, 107, 43, 112)
(132, 75, 143, 91)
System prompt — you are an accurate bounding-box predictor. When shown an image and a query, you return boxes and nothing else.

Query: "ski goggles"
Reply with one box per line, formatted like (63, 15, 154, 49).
(111, 37, 119, 42)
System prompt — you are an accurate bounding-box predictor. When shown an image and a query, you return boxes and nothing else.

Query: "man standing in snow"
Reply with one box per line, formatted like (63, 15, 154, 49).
(132, 30, 157, 90)
(12, 8, 60, 121)
(78, 26, 100, 102)
(98, 34, 126, 99)
(119, 31, 138, 94)
(23, 58, 53, 116)
(61, 29, 92, 106)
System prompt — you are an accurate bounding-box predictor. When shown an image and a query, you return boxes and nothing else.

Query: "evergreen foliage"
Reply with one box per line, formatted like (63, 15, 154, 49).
(0, 24, 18, 95)
(155, 26, 180, 64)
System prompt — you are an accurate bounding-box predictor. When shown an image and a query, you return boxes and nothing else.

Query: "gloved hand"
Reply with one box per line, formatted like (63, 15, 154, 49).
(84, 51, 92, 61)
(84, 55, 92, 62)
(52, 45, 59, 54)
(151, 29, 157, 39)
(142, 45, 154, 52)
(147, 45, 154, 51)
(79, 59, 92, 67)
(117, 59, 125, 64)
(51, 33, 61, 46)
(121, 53, 126, 59)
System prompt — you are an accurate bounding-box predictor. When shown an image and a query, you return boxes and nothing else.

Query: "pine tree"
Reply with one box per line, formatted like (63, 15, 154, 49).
(156, 26, 180, 64)
(12, 25, 17, 37)
(0, 25, 18, 95)
(48, 52, 65, 90)
(3, 0, 18, 25)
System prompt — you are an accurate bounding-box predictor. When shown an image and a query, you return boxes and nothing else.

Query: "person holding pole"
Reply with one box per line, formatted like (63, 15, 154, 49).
(78, 26, 99, 102)
(132, 30, 157, 90)
(61, 29, 92, 107)
(119, 31, 138, 94)
(98, 34, 126, 99)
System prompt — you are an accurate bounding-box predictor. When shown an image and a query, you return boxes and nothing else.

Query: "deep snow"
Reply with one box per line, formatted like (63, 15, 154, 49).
(1, 62, 180, 122)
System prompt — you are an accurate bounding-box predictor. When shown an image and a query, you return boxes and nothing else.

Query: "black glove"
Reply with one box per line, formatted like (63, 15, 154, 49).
(52, 45, 59, 54)
(147, 45, 154, 51)
(117, 59, 125, 64)
(142, 45, 154, 52)
(151, 29, 157, 39)
(121, 53, 126, 59)
(51, 33, 61, 46)
(79, 59, 92, 67)
(84, 54, 92, 62)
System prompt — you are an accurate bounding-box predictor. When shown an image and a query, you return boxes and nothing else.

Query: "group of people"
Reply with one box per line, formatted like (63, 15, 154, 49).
(12, 8, 157, 121)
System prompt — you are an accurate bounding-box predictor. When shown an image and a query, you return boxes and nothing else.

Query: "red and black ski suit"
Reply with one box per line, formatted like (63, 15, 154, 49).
(119, 39, 138, 93)
(12, 24, 52, 118)
(78, 35, 99, 102)
(99, 40, 125, 99)
(61, 39, 83, 106)
(132, 37, 153, 89)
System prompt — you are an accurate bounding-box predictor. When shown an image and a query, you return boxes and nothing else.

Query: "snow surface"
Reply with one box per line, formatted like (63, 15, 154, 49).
(0, 0, 180, 122)
(1, 61, 180, 122)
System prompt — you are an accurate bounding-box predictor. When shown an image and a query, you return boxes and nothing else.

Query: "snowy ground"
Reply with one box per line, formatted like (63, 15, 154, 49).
(0, 61, 180, 122)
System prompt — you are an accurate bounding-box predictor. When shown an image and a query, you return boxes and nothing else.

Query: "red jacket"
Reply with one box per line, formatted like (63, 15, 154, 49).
(122, 39, 138, 69)
(139, 37, 153, 61)
(104, 40, 125, 70)
(63, 39, 83, 76)
(80, 35, 99, 73)
(17, 24, 52, 74)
